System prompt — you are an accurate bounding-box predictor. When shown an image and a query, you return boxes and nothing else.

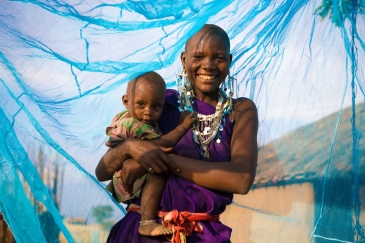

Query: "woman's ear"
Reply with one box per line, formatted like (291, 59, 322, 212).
(180, 51, 186, 69)
(122, 94, 129, 109)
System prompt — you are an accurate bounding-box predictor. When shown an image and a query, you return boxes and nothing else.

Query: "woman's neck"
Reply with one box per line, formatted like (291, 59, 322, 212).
(193, 89, 220, 106)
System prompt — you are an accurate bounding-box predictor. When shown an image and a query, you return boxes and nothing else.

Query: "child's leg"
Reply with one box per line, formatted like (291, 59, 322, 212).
(138, 173, 172, 236)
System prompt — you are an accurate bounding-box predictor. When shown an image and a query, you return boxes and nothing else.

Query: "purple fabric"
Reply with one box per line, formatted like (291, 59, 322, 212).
(107, 89, 233, 243)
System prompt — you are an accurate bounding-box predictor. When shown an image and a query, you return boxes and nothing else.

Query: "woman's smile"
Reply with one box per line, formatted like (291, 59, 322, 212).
(196, 74, 220, 88)
(197, 74, 217, 81)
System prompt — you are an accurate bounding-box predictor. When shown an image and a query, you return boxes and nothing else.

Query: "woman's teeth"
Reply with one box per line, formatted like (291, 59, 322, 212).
(198, 75, 215, 80)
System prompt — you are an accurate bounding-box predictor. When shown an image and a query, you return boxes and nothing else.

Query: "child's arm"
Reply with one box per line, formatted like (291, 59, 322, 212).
(152, 111, 196, 148)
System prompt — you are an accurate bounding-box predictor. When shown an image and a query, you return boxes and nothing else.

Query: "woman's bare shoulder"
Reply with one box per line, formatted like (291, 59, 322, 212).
(234, 97, 257, 109)
(231, 97, 258, 122)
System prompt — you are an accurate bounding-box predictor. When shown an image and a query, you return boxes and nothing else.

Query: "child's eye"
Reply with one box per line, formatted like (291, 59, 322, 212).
(137, 102, 145, 107)
(153, 105, 161, 109)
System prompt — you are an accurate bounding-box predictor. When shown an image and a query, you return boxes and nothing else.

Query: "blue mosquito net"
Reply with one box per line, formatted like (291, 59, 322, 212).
(0, 0, 364, 242)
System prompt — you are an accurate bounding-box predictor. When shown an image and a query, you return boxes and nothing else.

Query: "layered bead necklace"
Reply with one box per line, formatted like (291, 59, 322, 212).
(177, 74, 231, 158)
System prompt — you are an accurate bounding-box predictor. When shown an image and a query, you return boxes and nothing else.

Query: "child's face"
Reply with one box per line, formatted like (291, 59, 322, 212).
(123, 79, 165, 125)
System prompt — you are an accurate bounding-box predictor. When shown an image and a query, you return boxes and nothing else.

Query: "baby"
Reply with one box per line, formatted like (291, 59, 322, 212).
(105, 71, 196, 236)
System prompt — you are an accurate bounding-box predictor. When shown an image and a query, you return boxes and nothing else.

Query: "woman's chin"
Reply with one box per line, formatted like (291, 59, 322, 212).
(199, 86, 220, 94)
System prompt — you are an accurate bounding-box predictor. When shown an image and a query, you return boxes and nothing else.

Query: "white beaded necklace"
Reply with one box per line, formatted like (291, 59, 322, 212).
(177, 84, 231, 158)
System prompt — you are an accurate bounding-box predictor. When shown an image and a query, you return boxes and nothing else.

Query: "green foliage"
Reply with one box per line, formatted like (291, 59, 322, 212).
(91, 205, 115, 230)
(100, 220, 115, 231)
(314, 0, 365, 26)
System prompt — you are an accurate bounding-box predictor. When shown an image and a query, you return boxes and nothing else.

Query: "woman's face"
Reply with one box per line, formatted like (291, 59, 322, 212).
(181, 30, 232, 99)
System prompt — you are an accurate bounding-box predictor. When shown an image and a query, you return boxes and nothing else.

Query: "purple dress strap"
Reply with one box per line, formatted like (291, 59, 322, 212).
(107, 89, 233, 243)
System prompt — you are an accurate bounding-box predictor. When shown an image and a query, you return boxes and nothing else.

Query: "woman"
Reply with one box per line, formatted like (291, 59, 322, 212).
(95, 24, 258, 243)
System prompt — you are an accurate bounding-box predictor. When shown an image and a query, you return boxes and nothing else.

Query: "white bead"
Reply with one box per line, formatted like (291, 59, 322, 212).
(216, 138, 221, 143)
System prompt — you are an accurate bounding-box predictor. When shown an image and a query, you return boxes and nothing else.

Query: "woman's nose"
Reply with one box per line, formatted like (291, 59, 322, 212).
(202, 57, 215, 69)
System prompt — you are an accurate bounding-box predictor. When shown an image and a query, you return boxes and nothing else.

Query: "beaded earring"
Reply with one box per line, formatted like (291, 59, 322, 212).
(221, 73, 237, 121)
(176, 68, 194, 112)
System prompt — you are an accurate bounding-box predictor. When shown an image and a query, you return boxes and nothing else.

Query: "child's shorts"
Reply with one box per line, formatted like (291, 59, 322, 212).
(106, 171, 146, 203)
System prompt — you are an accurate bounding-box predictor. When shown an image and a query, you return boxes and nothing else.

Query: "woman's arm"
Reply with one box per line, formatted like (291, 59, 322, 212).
(95, 146, 127, 182)
(168, 98, 258, 195)
(95, 138, 180, 182)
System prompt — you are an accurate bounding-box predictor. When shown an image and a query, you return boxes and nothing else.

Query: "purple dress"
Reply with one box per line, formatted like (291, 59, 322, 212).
(107, 89, 233, 243)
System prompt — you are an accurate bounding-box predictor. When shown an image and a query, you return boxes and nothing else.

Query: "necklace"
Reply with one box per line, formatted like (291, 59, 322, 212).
(178, 88, 231, 158)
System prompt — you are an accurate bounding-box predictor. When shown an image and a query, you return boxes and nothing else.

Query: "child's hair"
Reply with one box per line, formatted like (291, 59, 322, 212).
(127, 71, 166, 95)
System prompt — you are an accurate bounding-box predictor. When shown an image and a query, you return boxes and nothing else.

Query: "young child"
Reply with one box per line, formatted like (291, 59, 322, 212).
(105, 71, 196, 237)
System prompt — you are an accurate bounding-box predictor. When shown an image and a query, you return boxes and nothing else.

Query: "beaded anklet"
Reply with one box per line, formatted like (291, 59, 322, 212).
(139, 219, 156, 226)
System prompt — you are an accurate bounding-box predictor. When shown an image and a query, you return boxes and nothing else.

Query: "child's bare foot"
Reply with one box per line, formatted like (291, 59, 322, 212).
(138, 220, 172, 236)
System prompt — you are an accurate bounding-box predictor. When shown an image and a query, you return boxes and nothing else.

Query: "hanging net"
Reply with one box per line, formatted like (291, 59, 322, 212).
(0, 0, 364, 242)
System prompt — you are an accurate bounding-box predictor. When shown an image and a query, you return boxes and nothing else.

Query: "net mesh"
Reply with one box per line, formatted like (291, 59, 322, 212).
(0, 0, 364, 242)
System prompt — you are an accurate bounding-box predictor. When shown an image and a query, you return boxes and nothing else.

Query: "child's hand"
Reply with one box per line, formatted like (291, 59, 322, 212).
(179, 111, 197, 130)
(113, 170, 123, 182)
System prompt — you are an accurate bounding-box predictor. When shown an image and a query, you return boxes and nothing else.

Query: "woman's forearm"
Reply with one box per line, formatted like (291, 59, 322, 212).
(96, 138, 180, 182)
(95, 141, 131, 181)
(168, 154, 257, 195)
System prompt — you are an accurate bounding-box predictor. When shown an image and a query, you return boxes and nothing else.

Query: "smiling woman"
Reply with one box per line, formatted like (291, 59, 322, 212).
(96, 24, 258, 243)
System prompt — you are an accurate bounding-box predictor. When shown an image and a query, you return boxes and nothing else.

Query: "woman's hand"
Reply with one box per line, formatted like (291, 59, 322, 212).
(126, 138, 180, 175)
